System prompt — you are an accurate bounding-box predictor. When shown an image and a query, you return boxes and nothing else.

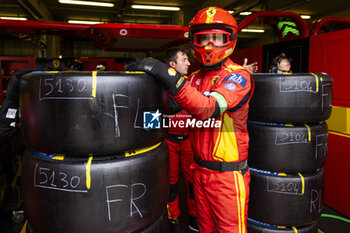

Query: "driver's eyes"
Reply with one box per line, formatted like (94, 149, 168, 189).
(213, 34, 224, 42)
(198, 35, 207, 42)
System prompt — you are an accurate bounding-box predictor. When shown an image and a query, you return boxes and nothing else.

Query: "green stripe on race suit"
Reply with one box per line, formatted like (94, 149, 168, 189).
(210, 92, 228, 115)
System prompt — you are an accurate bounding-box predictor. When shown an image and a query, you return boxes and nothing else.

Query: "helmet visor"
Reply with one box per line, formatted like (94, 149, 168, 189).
(193, 29, 231, 48)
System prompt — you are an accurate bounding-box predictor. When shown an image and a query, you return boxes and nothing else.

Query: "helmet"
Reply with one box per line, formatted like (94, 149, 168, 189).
(189, 7, 238, 67)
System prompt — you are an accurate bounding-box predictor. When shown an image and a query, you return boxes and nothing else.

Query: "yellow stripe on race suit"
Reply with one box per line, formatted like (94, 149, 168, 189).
(125, 142, 161, 157)
(213, 113, 239, 161)
(234, 172, 247, 233)
(213, 114, 224, 160)
(190, 69, 200, 75)
(92, 71, 97, 98)
(205, 7, 216, 24)
(86, 156, 93, 190)
(224, 64, 245, 73)
(238, 172, 247, 233)
(233, 173, 242, 233)
(292, 226, 298, 233)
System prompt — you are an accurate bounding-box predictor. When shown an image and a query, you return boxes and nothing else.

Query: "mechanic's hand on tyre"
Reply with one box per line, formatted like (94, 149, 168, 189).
(125, 57, 184, 95)
(125, 57, 161, 76)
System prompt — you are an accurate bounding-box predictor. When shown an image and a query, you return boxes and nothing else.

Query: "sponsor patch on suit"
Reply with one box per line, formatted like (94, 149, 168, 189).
(225, 82, 236, 91)
(223, 73, 247, 88)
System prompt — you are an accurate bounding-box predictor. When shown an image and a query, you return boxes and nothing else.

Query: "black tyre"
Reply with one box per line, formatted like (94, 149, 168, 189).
(21, 142, 169, 233)
(249, 73, 333, 123)
(248, 121, 328, 172)
(134, 209, 169, 233)
(26, 209, 170, 233)
(248, 168, 324, 226)
(19, 71, 167, 155)
(247, 218, 318, 233)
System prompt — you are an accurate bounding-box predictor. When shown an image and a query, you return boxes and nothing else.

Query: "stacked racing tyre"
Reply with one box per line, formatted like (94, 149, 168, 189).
(19, 71, 170, 233)
(247, 73, 333, 232)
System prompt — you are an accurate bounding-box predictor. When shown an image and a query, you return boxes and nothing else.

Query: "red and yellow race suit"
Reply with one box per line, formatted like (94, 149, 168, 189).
(166, 107, 196, 220)
(172, 58, 254, 233)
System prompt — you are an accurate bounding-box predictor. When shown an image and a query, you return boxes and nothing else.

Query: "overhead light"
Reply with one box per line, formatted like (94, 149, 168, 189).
(228, 10, 234, 14)
(300, 15, 311, 19)
(59, 0, 114, 7)
(131, 5, 180, 11)
(241, 29, 265, 33)
(0, 17, 27, 20)
(240, 11, 252, 16)
(68, 20, 104, 24)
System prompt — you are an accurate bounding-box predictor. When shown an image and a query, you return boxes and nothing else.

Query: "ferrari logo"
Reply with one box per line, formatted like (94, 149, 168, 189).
(206, 8, 216, 17)
(52, 59, 60, 69)
(211, 76, 219, 87)
(206, 7, 216, 23)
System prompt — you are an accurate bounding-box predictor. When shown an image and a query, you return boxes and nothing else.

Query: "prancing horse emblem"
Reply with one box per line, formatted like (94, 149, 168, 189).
(206, 8, 216, 17)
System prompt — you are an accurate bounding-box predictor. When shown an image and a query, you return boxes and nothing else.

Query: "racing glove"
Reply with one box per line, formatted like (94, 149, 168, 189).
(125, 57, 186, 96)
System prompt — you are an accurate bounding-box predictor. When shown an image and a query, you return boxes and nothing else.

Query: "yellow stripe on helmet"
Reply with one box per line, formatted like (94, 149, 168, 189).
(206, 7, 216, 24)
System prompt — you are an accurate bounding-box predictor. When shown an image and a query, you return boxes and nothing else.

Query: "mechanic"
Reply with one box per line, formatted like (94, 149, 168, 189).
(126, 7, 253, 233)
(164, 46, 198, 232)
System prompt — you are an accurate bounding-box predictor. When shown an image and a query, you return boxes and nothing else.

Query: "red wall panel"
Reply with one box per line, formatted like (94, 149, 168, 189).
(0, 57, 36, 104)
(309, 29, 350, 107)
(230, 46, 263, 73)
(324, 133, 350, 217)
(309, 29, 350, 217)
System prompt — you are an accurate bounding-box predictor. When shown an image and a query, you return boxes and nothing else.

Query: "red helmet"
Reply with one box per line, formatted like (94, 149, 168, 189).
(189, 7, 238, 67)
